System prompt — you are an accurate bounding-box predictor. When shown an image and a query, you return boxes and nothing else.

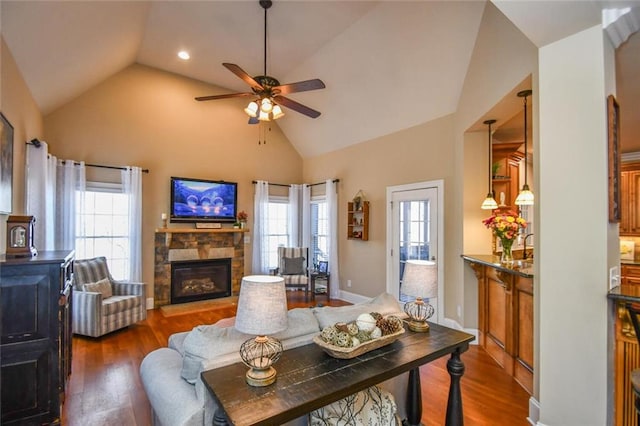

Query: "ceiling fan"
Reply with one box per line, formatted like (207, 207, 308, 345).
(195, 0, 326, 124)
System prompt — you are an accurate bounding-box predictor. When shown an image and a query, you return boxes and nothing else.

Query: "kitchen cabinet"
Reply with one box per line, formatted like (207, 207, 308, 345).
(462, 255, 533, 395)
(492, 144, 522, 210)
(347, 201, 369, 241)
(622, 264, 640, 285)
(620, 162, 640, 235)
(1, 250, 74, 425)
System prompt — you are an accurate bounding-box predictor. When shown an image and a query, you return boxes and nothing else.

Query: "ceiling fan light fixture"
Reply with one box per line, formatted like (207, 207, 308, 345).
(258, 109, 270, 121)
(260, 97, 273, 113)
(272, 105, 284, 120)
(244, 101, 259, 117)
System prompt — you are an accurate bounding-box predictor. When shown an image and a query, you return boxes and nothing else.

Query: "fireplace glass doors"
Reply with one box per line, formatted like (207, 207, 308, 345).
(171, 258, 231, 304)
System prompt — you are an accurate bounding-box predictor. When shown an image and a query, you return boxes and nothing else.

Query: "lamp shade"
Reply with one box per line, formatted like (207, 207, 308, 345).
(235, 275, 288, 336)
(402, 260, 438, 299)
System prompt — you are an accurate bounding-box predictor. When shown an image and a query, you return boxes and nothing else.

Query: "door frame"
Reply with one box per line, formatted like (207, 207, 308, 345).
(386, 179, 445, 323)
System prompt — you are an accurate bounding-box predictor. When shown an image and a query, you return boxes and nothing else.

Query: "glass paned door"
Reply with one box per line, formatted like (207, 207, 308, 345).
(388, 184, 440, 323)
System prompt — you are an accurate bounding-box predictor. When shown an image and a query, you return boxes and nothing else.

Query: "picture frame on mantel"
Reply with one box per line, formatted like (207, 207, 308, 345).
(0, 112, 14, 214)
(608, 94, 621, 223)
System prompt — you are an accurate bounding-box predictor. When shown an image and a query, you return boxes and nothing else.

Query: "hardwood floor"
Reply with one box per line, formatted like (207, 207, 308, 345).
(62, 293, 530, 425)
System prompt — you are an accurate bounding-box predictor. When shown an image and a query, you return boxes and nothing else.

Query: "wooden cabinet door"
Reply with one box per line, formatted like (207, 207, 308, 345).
(621, 171, 630, 234)
(629, 171, 640, 234)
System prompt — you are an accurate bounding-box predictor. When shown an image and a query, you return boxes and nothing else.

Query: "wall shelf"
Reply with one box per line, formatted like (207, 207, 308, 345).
(347, 201, 369, 241)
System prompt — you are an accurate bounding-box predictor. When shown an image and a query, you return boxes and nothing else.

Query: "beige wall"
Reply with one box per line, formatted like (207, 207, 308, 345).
(0, 37, 44, 253)
(304, 114, 454, 298)
(454, 2, 538, 325)
(44, 63, 303, 297)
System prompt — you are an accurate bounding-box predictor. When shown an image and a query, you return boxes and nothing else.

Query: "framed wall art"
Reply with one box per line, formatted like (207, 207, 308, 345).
(608, 94, 621, 223)
(0, 112, 14, 214)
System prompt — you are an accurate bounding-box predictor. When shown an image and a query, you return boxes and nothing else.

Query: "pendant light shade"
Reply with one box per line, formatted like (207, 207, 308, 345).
(515, 89, 534, 206)
(481, 119, 498, 210)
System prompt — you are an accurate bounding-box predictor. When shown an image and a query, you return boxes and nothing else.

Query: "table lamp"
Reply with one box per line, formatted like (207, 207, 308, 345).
(235, 275, 288, 387)
(402, 260, 438, 332)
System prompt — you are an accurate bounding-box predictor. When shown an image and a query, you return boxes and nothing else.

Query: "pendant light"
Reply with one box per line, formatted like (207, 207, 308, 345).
(481, 119, 499, 210)
(515, 89, 534, 206)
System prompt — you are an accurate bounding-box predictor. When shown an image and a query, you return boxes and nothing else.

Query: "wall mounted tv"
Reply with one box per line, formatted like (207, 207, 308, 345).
(170, 177, 238, 223)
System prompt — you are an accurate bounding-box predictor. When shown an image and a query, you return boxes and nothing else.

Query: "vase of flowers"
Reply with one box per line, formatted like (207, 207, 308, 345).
(482, 210, 527, 265)
(237, 210, 248, 229)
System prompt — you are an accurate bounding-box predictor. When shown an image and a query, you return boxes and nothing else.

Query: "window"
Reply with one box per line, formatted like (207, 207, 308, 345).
(265, 199, 290, 269)
(75, 182, 131, 280)
(311, 200, 328, 269)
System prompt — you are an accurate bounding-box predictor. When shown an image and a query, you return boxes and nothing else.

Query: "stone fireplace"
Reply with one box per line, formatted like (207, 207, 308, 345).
(154, 229, 246, 307)
(171, 258, 231, 304)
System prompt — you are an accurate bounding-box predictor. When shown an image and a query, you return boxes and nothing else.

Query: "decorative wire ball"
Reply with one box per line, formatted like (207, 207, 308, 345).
(239, 336, 284, 370)
(404, 299, 435, 322)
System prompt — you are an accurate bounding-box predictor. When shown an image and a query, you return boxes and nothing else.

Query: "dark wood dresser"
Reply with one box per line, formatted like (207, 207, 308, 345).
(1, 250, 74, 425)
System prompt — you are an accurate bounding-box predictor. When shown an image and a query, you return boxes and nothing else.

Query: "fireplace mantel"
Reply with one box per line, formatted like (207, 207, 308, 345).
(156, 228, 249, 246)
(155, 228, 249, 233)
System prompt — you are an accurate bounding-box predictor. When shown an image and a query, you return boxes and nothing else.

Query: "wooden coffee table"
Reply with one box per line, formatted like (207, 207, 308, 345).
(201, 322, 474, 426)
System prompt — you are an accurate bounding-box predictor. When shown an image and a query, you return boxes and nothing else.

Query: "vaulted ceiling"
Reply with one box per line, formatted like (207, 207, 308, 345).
(2, 1, 639, 157)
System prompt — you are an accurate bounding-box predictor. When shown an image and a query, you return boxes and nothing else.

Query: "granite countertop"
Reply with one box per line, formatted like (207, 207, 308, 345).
(608, 285, 640, 303)
(461, 254, 534, 278)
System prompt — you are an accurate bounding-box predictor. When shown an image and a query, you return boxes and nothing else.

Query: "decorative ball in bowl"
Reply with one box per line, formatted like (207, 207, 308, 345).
(313, 312, 405, 359)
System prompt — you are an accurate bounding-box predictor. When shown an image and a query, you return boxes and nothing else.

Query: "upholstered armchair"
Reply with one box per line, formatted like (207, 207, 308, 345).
(275, 247, 310, 299)
(72, 257, 146, 337)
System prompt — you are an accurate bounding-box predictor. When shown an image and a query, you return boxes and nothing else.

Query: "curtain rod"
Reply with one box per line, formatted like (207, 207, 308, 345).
(26, 139, 149, 173)
(59, 160, 149, 174)
(252, 179, 339, 188)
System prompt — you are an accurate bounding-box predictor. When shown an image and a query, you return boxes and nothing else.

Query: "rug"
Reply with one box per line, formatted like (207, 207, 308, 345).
(160, 296, 239, 317)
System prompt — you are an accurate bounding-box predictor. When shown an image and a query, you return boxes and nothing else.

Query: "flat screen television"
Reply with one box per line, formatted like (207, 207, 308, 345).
(170, 177, 238, 223)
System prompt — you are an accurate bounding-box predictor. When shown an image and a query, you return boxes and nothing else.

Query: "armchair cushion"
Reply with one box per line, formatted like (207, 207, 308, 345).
(73, 256, 113, 288)
(282, 256, 306, 275)
(83, 277, 113, 299)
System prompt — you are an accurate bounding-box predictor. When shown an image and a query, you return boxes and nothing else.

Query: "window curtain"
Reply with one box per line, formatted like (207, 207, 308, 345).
(301, 185, 311, 252)
(122, 167, 143, 282)
(289, 184, 303, 246)
(26, 142, 57, 250)
(326, 179, 340, 299)
(252, 180, 270, 274)
(56, 159, 86, 251)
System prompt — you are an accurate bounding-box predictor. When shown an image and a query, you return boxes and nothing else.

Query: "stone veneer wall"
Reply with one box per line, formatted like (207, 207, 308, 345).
(154, 230, 245, 307)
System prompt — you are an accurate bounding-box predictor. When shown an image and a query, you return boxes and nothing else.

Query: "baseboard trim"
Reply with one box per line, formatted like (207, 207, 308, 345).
(528, 397, 540, 425)
(338, 290, 370, 305)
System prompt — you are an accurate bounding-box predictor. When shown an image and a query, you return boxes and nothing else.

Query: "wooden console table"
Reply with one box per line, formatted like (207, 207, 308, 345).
(201, 323, 474, 425)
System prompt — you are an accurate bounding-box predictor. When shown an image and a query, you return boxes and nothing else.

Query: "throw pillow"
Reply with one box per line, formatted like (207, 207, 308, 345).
(283, 256, 305, 275)
(83, 277, 113, 299)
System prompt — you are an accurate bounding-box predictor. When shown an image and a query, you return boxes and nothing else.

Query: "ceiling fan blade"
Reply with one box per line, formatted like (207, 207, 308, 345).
(223, 63, 264, 91)
(273, 79, 325, 95)
(195, 92, 254, 101)
(248, 117, 259, 125)
(274, 95, 321, 119)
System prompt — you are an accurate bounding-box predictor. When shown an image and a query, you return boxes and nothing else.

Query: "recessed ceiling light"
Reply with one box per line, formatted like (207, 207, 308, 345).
(178, 51, 190, 60)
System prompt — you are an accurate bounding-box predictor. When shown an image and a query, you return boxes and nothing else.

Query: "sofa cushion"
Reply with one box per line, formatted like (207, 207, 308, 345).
(313, 292, 405, 329)
(83, 278, 113, 299)
(181, 308, 320, 384)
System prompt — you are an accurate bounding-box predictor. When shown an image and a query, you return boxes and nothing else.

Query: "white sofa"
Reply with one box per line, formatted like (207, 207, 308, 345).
(140, 293, 409, 425)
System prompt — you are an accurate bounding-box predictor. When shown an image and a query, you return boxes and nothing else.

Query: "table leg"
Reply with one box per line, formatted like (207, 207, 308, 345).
(213, 409, 230, 426)
(445, 349, 465, 426)
(403, 367, 423, 426)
